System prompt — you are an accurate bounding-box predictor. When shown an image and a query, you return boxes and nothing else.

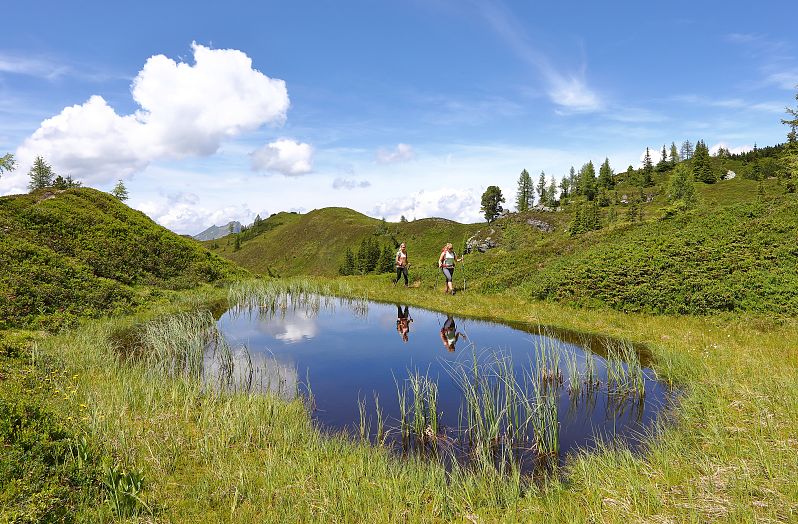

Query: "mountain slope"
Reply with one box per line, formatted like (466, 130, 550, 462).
(0, 187, 244, 329)
(194, 220, 242, 241)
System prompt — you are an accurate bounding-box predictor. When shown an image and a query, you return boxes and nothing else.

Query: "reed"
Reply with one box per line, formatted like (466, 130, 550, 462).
(374, 392, 386, 446)
(564, 349, 581, 395)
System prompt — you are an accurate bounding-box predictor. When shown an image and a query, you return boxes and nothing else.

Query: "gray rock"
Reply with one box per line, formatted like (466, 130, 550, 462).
(525, 218, 555, 233)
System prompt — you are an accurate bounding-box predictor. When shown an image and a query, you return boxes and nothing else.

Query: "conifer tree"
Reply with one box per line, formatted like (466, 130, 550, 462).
(547, 177, 558, 206)
(669, 142, 680, 166)
(656, 144, 669, 171)
(559, 177, 571, 199)
(111, 179, 129, 201)
(598, 157, 614, 189)
(400, 215, 408, 223)
(0, 153, 15, 178)
(27, 156, 55, 191)
(52, 175, 82, 189)
(537, 171, 546, 204)
(625, 165, 637, 186)
(667, 164, 698, 207)
(641, 148, 654, 187)
(692, 140, 716, 183)
(379, 244, 394, 273)
(234, 234, 241, 251)
(515, 169, 533, 211)
(680, 140, 694, 160)
(480, 186, 505, 221)
(781, 87, 798, 193)
(339, 247, 356, 275)
(579, 161, 598, 200)
(568, 166, 577, 196)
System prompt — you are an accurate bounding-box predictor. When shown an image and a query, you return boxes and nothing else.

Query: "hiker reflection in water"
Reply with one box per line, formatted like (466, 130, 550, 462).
(396, 305, 413, 343)
(440, 315, 466, 352)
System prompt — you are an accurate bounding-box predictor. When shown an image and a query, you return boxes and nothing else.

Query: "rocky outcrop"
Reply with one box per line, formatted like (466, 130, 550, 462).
(526, 218, 554, 233)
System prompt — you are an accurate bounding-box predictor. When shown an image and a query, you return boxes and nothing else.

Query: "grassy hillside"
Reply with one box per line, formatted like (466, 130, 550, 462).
(207, 207, 479, 277)
(0, 187, 243, 330)
(209, 153, 798, 316)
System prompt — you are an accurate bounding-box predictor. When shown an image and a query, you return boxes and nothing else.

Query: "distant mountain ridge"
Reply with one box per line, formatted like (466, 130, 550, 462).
(194, 221, 242, 241)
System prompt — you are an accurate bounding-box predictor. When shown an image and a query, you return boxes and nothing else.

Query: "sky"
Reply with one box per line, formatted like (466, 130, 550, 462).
(1, 0, 797, 234)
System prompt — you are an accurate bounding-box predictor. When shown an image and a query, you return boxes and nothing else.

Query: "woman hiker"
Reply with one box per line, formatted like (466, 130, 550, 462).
(438, 242, 462, 295)
(396, 304, 413, 343)
(394, 242, 409, 286)
(439, 314, 466, 352)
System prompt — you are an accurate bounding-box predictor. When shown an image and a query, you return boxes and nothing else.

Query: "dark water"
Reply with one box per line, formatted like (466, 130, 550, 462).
(216, 296, 672, 466)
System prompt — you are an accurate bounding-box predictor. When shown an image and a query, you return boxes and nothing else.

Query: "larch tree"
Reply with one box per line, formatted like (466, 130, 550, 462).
(27, 156, 55, 191)
(680, 140, 694, 161)
(111, 179, 129, 201)
(0, 153, 15, 178)
(579, 161, 598, 200)
(781, 86, 798, 192)
(537, 171, 547, 204)
(669, 142, 680, 166)
(480, 185, 505, 222)
(515, 169, 533, 211)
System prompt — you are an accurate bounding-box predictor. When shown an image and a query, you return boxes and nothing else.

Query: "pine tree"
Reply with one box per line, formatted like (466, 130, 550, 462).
(598, 157, 614, 189)
(111, 179, 129, 201)
(680, 140, 694, 160)
(27, 156, 55, 191)
(579, 161, 598, 200)
(515, 169, 533, 211)
(537, 171, 546, 204)
(480, 185, 505, 221)
(669, 142, 680, 166)
(692, 140, 716, 183)
(641, 148, 654, 187)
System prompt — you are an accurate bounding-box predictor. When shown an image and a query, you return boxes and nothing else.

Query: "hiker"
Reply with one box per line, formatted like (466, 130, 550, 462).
(439, 315, 466, 352)
(396, 305, 413, 343)
(438, 242, 462, 295)
(394, 242, 409, 286)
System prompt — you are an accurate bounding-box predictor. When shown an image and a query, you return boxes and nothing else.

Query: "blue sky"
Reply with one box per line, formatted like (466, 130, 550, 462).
(1, 0, 796, 233)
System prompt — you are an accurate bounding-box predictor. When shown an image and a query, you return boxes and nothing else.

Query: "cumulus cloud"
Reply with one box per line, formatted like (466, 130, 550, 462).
(135, 192, 257, 235)
(332, 177, 370, 190)
(376, 143, 415, 164)
(250, 139, 313, 176)
(709, 142, 753, 156)
(371, 187, 482, 223)
(10, 42, 290, 189)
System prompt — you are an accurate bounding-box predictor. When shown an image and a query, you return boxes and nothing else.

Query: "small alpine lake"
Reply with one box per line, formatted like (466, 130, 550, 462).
(215, 292, 675, 473)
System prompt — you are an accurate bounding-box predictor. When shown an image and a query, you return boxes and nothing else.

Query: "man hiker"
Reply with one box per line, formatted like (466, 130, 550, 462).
(394, 242, 409, 286)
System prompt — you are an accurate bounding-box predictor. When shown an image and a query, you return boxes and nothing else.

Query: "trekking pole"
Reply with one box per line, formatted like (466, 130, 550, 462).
(434, 262, 440, 291)
(462, 253, 466, 292)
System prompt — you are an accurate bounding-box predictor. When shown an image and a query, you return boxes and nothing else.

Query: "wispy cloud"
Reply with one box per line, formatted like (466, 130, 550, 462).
(672, 94, 785, 113)
(474, 1, 601, 112)
(726, 33, 798, 91)
(0, 52, 70, 80)
(376, 143, 415, 164)
(332, 177, 370, 190)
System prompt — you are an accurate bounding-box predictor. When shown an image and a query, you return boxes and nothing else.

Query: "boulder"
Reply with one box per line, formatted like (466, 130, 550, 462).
(526, 218, 555, 233)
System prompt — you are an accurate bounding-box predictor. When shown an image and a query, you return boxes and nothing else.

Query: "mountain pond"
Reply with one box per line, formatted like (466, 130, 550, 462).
(213, 294, 674, 472)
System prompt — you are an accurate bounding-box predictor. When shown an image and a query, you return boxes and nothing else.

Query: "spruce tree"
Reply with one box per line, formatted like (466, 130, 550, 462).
(598, 157, 614, 189)
(641, 148, 654, 187)
(547, 177, 558, 206)
(111, 179, 129, 201)
(568, 166, 577, 196)
(27, 156, 55, 191)
(559, 177, 571, 199)
(692, 140, 716, 183)
(339, 247, 356, 275)
(656, 144, 669, 172)
(515, 169, 533, 211)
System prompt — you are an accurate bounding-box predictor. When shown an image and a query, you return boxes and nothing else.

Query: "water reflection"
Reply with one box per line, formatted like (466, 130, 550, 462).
(215, 294, 673, 472)
(439, 314, 467, 352)
(395, 305, 413, 343)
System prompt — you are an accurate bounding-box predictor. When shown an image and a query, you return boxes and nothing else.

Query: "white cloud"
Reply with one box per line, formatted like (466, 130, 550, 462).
(0, 52, 70, 79)
(332, 177, 370, 190)
(250, 139, 313, 176)
(709, 142, 753, 156)
(135, 192, 257, 235)
(371, 187, 482, 223)
(10, 42, 290, 189)
(376, 143, 415, 164)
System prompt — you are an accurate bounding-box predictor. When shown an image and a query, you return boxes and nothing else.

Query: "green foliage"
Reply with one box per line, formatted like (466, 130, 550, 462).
(578, 162, 598, 200)
(52, 175, 81, 189)
(667, 164, 698, 208)
(102, 463, 149, 517)
(680, 139, 694, 160)
(0, 188, 242, 329)
(693, 140, 716, 183)
(0, 153, 16, 177)
(669, 142, 680, 165)
(480, 185, 505, 222)
(27, 156, 55, 191)
(339, 247, 356, 275)
(110, 179, 128, 201)
(598, 157, 614, 189)
(515, 169, 533, 211)
(569, 200, 602, 236)
(641, 148, 654, 187)
(379, 244, 395, 273)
